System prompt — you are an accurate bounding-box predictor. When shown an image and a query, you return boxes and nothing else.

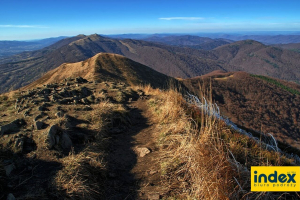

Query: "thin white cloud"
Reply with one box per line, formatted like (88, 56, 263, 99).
(0, 25, 49, 28)
(159, 17, 204, 21)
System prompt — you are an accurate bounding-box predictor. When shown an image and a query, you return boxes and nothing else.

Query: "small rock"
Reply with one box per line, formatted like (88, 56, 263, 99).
(38, 106, 48, 111)
(45, 125, 59, 149)
(81, 87, 91, 97)
(82, 106, 93, 111)
(73, 99, 79, 104)
(55, 111, 64, 118)
(30, 153, 37, 159)
(149, 170, 158, 175)
(7, 193, 16, 200)
(75, 77, 87, 83)
(61, 132, 72, 150)
(45, 125, 72, 151)
(56, 106, 62, 111)
(45, 116, 51, 120)
(135, 147, 151, 157)
(137, 90, 145, 96)
(81, 98, 89, 104)
(4, 164, 15, 176)
(0, 118, 25, 135)
(148, 193, 160, 200)
(23, 110, 30, 117)
(34, 112, 45, 121)
(15, 138, 24, 150)
(35, 121, 44, 130)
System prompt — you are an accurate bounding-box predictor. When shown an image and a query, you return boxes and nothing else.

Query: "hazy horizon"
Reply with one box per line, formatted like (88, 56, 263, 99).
(2, 31, 300, 42)
(1, 0, 300, 40)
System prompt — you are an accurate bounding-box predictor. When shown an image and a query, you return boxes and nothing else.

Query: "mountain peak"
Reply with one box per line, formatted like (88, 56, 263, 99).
(76, 34, 86, 37)
(86, 33, 104, 40)
(24, 53, 173, 90)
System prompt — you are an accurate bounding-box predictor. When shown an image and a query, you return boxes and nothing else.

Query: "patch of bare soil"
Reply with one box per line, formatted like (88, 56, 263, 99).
(105, 99, 166, 200)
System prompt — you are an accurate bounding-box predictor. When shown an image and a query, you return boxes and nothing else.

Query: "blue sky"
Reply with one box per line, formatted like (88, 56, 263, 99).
(0, 0, 300, 40)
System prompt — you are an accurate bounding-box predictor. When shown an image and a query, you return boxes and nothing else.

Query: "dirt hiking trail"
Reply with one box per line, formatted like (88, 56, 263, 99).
(105, 98, 166, 200)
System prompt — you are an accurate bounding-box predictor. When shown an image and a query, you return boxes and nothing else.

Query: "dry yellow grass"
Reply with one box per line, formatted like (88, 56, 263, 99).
(55, 150, 106, 199)
(53, 99, 131, 199)
(147, 89, 236, 199)
(145, 85, 297, 199)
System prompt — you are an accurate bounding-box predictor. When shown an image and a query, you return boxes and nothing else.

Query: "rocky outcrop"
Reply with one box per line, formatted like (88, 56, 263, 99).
(7, 134, 37, 153)
(45, 125, 72, 151)
(34, 121, 45, 130)
(0, 119, 25, 135)
(135, 147, 151, 157)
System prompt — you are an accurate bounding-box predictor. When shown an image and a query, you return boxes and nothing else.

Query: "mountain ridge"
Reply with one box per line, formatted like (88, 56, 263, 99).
(143, 35, 233, 50)
(23, 53, 174, 91)
(1, 34, 300, 94)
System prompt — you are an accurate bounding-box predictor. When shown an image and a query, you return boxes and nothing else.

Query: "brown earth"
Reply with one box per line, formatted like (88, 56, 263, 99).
(184, 71, 300, 149)
(105, 98, 167, 199)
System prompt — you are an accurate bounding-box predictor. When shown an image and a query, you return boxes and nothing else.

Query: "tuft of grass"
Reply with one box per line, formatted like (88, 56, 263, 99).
(55, 150, 106, 200)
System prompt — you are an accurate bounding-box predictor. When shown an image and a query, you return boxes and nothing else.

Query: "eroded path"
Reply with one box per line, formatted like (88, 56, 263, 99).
(105, 99, 165, 200)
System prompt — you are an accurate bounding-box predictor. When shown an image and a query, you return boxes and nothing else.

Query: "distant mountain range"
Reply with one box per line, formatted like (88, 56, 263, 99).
(0, 36, 67, 59)
(273, 43, 300, 53)
(1, 34, 300, 93)
(108, 33, 300, 45)
(143, 35, 233, 50)
(216, 34, 300, 44)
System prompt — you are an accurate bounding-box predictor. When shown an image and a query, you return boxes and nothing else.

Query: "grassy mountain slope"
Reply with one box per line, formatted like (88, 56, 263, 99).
(24, 53, 173, 90)
(184, 70, 300, 149)
(274, 43, 300, 53)
(212, 40, 300, 82)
